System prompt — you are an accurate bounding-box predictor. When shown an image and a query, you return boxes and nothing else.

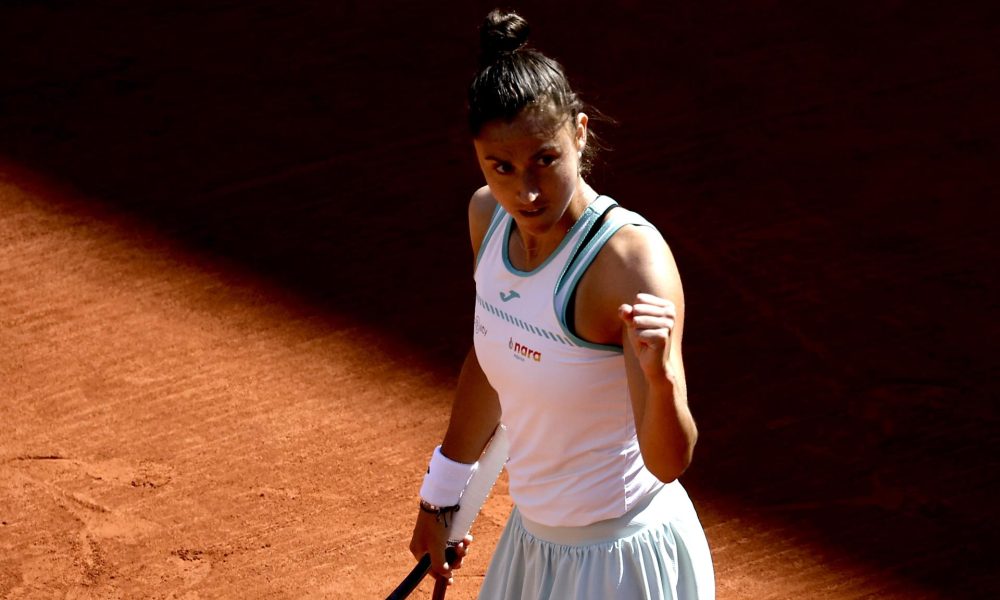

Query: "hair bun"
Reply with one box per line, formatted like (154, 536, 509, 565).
(479, 9, 530, 66)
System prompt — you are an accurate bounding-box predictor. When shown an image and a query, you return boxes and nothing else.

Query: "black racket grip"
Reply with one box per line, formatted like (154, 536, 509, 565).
(431, 576, 449, 600)
(385, 547, 457, 600)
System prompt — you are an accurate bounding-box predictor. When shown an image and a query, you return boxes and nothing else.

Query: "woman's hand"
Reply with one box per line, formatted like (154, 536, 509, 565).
(408, 510, 473, 585)
(618, 292, 676, 382)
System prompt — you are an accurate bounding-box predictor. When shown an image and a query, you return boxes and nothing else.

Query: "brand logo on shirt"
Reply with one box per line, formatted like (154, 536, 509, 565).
(499, 290, 521, 302)
(509, 337, 542, 363)
(474, 315, 488, 336)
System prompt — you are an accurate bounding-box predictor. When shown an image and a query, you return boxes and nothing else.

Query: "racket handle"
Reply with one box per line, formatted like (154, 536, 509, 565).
(432, 576, 449, 600)
(385, 547, 458, 600)
(385, 554, 430, 600)
(431, 547, 458, 600)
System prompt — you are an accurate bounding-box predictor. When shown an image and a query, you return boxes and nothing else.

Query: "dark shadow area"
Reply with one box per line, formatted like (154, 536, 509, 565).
(2, 1, 998, 595)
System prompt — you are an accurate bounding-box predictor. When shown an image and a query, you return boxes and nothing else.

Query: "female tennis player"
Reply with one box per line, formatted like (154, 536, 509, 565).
(409, 9, 715, 599)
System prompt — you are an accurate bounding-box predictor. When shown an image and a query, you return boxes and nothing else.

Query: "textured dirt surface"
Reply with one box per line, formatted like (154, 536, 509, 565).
(1, 2, 998, 599)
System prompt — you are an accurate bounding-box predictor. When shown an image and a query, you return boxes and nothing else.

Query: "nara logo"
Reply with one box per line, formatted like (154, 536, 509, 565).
(508, 337, 542, 363)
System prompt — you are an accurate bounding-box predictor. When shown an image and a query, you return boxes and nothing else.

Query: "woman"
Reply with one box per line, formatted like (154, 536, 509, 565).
(409, 9, 715, 599)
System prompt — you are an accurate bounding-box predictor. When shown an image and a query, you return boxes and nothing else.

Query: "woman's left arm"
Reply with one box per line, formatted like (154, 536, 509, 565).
(620, 288, 697, 483)
(586, 224, 698, 482)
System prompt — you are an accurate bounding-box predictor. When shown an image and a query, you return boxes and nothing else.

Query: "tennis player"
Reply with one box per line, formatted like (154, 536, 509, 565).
(409, 9, 715, 599)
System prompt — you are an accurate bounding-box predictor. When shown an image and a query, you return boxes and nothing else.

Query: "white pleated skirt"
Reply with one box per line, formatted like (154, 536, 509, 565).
(477, 481, 715, 600)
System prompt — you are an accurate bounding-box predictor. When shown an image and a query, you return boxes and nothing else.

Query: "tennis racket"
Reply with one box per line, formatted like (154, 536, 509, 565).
(385, 425, 509, 600)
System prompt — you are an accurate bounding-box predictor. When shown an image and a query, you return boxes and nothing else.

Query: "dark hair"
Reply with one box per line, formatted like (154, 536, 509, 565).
(468, 9, 602, 175)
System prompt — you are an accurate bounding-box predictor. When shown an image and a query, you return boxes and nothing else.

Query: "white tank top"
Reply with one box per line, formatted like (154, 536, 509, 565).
(472, 195, 664, 527)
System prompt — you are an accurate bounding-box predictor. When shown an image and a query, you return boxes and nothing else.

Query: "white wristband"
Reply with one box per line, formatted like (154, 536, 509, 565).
(419, 445, 478, 507)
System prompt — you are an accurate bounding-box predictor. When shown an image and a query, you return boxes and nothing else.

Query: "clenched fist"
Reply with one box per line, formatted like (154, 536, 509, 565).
(618, 292, 676, 380)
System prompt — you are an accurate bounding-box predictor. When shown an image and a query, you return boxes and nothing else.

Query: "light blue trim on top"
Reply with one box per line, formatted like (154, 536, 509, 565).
(552, 196, 618, 300)
(554, 203, 656, 353)
(474, 202, 506, 271)
(500, 196, 612, 278)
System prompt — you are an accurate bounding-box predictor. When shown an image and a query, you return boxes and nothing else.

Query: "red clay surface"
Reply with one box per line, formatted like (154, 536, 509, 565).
(1, 2, 997, 599)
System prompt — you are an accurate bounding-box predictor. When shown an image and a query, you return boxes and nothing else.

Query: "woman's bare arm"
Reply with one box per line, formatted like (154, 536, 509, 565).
(575, 223, 697, 483)
(407, 187, 502, 583)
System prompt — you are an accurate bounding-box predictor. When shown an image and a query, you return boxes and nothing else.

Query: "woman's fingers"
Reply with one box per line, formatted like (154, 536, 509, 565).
(410, 511, 457, 582)
(620, 294, 676, 371)
(620, 295, 676, 335)
(618, 303, 632, 317)
(635, 292, 672, 307)
(428, 535, 475, 587)
(629, 315, 674, 330)
(450, 535, 474, 570)
(631, 301, 676, 318)
(620, 295, 676, 321)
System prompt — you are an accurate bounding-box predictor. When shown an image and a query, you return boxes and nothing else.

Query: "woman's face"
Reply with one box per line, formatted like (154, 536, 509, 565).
(474, 108, 588, 236)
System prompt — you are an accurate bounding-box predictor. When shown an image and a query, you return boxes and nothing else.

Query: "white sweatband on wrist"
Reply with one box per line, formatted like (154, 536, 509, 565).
(419, 445, 478, 507)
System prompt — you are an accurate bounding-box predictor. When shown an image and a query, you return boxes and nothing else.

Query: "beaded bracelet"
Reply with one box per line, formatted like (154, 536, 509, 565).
(419, 498, 461, 528)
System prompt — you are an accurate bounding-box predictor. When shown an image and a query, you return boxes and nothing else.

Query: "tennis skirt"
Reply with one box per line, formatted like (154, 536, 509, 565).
(477, 481, 715, 600)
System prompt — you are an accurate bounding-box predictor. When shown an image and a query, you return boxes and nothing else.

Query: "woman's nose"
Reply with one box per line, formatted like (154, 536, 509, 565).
(518, 173, 539, 203)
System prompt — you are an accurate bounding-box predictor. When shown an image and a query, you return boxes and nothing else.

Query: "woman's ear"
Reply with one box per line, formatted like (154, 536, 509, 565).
(575, 112, 589, 153)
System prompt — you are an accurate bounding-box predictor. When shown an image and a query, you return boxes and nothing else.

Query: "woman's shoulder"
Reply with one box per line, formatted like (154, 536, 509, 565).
(468, 185, 499, 259)
(572, 206, 683, 345)
(604, 213, 671, 266)
(587, 208, 683, 307)
(469, 186, 497, 226)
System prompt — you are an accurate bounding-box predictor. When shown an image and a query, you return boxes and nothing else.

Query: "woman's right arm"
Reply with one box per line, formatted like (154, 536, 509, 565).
(407, 348, 500, 582)
(441, 348, 502, 461)
(407, 187, 502, 583)
(442, 186, 503, 461)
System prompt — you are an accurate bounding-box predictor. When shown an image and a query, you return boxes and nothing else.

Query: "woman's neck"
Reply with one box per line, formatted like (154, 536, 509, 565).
(512, 182, 597, 269)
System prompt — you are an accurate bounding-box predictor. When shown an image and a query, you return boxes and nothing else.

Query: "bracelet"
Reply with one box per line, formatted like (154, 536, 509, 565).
(419, 498, 460, 528)
(419, 445, 478, 508)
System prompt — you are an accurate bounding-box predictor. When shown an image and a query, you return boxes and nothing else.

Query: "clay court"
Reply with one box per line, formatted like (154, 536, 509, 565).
(1, 2, 997, 598)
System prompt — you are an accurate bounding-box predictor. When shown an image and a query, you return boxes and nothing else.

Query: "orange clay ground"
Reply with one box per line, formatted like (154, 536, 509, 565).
(1, 3, 997, 599)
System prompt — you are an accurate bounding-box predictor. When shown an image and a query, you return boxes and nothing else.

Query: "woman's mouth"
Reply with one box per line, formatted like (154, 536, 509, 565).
(519, 206, 545, 217)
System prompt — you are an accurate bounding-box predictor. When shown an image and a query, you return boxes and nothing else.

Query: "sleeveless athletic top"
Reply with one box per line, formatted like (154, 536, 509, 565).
(472, 195, 665, 527)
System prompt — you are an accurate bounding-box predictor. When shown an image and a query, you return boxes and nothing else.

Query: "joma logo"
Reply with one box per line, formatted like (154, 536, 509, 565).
(508, 337, 542, 362)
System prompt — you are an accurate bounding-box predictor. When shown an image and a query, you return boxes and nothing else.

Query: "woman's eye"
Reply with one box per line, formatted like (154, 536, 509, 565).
(495, 163, 513, 174)
(538, 155, 557, 167)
